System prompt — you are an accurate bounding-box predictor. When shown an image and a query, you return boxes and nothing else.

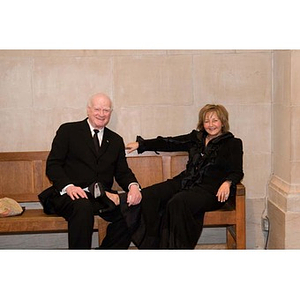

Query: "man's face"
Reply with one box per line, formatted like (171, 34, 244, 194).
(87, 95, 112, 129)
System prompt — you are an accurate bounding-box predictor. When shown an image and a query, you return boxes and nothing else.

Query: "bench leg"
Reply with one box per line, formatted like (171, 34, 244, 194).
(226, 226, 236, 249)
(235, 193, 246, 249)
(235, 220, 246, 249)
(226, 224, 246, 249)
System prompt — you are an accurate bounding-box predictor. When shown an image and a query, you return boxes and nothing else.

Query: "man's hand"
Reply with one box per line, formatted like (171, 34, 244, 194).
(127, 184, 142, 206)
(66, 185, 88, 200)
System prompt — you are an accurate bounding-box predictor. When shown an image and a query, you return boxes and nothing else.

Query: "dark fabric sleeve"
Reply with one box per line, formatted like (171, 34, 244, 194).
(46, 124, 72, 191)
(114, 138, 139, 191)
(224, 138, 244, 186)
(136, 131, 197, 154)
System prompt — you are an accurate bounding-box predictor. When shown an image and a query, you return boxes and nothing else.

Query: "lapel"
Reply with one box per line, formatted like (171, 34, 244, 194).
(98, 127, 110, 157)
(79, 119, 97, 156)
(79, 119, 111, 158)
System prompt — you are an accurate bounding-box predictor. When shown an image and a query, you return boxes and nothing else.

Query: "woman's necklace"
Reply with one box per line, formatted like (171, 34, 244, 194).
(205, 135, 213, 146)
(205, 133, 222, 145)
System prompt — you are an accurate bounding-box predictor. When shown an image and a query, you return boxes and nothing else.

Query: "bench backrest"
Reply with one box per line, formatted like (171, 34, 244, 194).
(0, 152, 50, 202)
(0, 151, 244, 208)
(0, 151, 189, 203)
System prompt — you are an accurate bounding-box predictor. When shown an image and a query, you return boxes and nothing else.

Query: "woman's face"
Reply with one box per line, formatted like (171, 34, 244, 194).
(203, 111, 223, 138)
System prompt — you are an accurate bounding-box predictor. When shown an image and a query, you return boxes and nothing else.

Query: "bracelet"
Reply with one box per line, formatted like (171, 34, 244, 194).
(128, 182, 141, 191)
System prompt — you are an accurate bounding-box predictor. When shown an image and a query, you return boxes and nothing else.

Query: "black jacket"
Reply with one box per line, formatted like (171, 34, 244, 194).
(137, 130, 244, 194)
(46, 118, 138, 193)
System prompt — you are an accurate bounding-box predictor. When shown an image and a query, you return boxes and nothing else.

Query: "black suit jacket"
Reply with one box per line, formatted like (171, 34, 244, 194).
(46, 118, 138, 194)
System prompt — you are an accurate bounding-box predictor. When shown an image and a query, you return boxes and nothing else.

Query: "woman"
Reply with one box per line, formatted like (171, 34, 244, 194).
(126, 104, 244, 249)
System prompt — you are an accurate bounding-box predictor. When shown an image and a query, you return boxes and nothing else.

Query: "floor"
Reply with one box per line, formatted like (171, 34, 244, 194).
(129, 243, 227, 250)
(195, 243, 227, 249)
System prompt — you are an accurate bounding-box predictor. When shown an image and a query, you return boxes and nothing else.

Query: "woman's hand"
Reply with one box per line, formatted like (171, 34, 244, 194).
(125, 142, 139, 154)
(216, 181, 231, 202)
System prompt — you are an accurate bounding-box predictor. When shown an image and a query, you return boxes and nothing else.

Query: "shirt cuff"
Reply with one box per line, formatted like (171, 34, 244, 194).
(60, 184, 74, 195)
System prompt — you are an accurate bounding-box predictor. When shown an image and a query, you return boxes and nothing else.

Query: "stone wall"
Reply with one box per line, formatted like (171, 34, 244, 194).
(0, 49, 274, 248)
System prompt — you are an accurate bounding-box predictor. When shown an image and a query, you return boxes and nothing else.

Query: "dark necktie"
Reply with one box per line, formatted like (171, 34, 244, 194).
(93, 129, 101, 153)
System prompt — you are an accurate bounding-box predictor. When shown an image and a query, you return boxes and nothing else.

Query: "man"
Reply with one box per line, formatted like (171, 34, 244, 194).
(44, 93, 142, 249)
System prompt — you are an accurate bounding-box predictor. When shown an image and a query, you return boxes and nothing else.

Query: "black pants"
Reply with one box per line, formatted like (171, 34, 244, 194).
(50, 193, 131, 249)
(131, 178, 225, 249)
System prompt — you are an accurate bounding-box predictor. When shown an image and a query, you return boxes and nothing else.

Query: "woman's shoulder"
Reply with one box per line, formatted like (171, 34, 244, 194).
(215, 132, 243, 147)
(227, 133, 243, 149)
(230, 133, 243, 144)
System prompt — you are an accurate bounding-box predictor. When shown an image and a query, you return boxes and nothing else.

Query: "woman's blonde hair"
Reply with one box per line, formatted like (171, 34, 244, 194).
(197, 104, 230, 133)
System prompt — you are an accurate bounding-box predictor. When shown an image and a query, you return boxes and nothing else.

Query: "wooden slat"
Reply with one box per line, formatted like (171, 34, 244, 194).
(0, 209, 98, 234)
(0, 151, 51, 202)
(1, 193, 40, 202)
(204, 210, 236, 225)
(113, 155, 164, 190)
(0, 151, 49, 161)
(169, 153, 189, 178)
(127, 156, 164, 188)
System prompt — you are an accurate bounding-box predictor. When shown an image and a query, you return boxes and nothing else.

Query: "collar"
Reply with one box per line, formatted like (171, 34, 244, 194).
(199, 130, 234, 144)
(87, 119, 104, 136)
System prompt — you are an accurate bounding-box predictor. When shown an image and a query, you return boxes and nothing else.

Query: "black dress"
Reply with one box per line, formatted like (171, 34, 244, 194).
(122, 130, 244, 249)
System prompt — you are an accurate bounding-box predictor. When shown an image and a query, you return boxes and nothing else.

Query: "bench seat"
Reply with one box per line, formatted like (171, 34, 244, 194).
(0, 209, 99, 234)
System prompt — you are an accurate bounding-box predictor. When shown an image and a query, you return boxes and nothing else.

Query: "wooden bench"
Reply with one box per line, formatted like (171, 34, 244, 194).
(0, 152, 106, 247)
(0, 151, 246, 249)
